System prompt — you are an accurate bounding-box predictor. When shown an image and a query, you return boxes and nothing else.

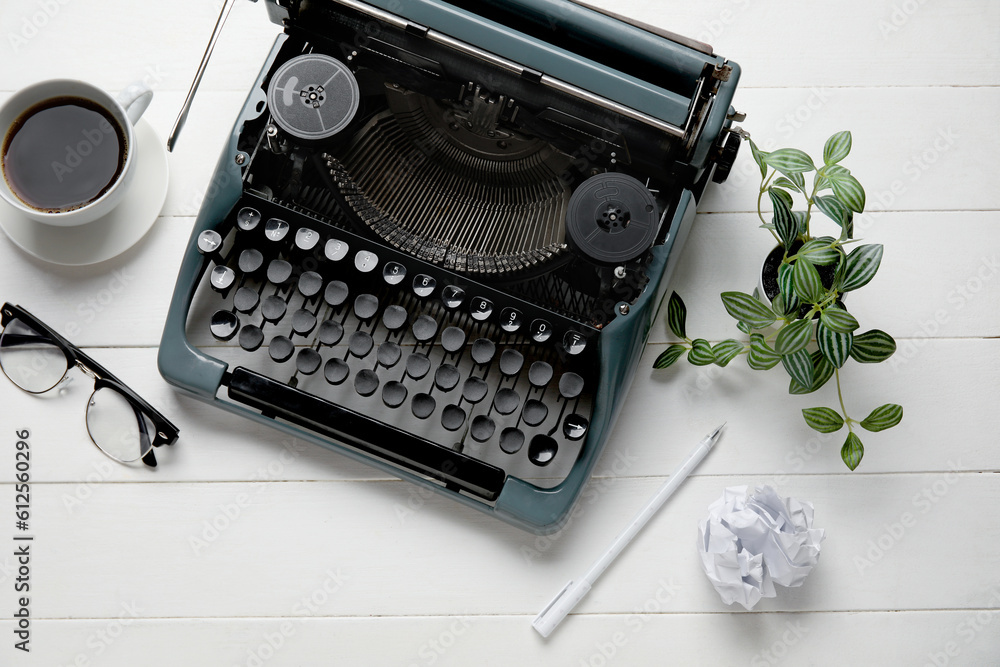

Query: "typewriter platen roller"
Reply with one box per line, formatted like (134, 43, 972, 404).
(159, 0, 743, 533)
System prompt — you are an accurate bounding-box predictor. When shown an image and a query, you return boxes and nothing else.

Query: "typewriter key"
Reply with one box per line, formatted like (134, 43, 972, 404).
(562, 330, 587, 356)
(440, 327, 467, 354)
(529, 319, 553, 343)
(233, 286, 259, 313)
(269, 336, 295, 363)
(411, 393, 436, 420)
(267, 259, 293, 285)
(462, 377, 488, 404)
(197, 230, 222, 254)
(297, 271, 323, 298)
(210, 266, 236, 292)
(324, 280, 349, 308)
(291, 309, 317, 336)
(354, 250, 378, 273)
(558, 372, 585, 400)
(264, 218, 289, 242)
(563, 414, 589, 441)
(405, 353, 431, 380)
(493, 388, 520, 415)
(441, 404, 467, 431)
(324, 358, 350, 385)
(377, 341, 402, 368)
(528, 434, 558, 466)
(471, 415, 496, 442)
(441, 285, 466, 310)
(295, 348, 322, 376)
(470, 296, 493, 321)
(528, 361, 554, 389)
(209, 310, 239, 341)
(348, 331, 374, 358)
(471, 338, 496, 365)
(317, 320, 344, 346)
(382, 261, 406, 286)
(499, 349, 524, 376)
(382, 381, 408, 409)
(411, 315, 439, 343)
(261, 295, 287, 323)
(354, 369, 380, 397)
(499, 427, 524, 454)
(354, 294, 379, 321)
(521, 399, 548, 427)
(325, 239, 350, 262)
(239, 325, 264, 352)
(381, 305, 408, 332)
(434, 365, 461, 392)
(237, 207, 261, 231)
(500, 307, 523, 333)
(295, 227, 320, 251)
(412, 274, 436, 298)
(239, 248, 264, 274)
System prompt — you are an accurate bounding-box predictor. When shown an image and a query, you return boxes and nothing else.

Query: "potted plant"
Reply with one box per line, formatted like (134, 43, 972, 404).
(654, 131, 901, 470)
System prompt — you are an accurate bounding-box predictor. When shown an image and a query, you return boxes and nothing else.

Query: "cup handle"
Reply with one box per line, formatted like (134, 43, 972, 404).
(116, 82, 153, 125)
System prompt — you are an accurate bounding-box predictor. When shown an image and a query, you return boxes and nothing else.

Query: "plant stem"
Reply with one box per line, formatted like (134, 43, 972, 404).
(757, 172, 781, 245)
(834, 368, 854, 431)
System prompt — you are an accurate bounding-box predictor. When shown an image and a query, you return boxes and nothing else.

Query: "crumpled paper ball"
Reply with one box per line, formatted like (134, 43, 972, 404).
(697, 485, 825, 610)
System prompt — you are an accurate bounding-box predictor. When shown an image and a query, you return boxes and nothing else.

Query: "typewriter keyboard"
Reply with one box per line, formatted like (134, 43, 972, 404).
(187, 195, 599, 498)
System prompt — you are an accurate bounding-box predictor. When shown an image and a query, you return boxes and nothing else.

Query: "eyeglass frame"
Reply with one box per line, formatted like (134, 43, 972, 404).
(0, 302, 179, 467)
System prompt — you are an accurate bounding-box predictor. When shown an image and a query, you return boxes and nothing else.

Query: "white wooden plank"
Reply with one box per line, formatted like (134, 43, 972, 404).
(4, 473, 996, 618)
(0, 338, 996, 484)
(3, 610, 1000, 667)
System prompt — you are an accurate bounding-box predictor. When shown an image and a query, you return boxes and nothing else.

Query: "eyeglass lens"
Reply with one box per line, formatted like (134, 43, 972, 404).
(86, 386, 155, 463)
(0, 317, 69, 393)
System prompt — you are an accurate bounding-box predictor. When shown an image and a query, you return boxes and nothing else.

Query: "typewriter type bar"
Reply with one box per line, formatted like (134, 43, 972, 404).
(160, 0, 742, 532)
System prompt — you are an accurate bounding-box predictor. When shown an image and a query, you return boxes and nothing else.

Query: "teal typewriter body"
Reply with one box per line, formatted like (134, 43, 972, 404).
(158, 0, 742, 533)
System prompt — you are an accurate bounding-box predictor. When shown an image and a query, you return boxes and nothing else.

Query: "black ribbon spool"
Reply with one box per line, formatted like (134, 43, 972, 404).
(565, 173, 660, 265)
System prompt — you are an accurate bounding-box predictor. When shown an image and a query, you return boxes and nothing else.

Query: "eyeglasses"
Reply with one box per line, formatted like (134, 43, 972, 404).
(0, 303, 178, 467)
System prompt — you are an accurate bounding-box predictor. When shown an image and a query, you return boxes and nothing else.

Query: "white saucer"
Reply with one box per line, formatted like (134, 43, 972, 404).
(0, 119, 168, 266)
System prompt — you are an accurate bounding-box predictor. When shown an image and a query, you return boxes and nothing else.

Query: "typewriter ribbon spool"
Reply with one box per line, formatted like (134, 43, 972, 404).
(266, 54, 360, 142)
(565, 173, 660, 265)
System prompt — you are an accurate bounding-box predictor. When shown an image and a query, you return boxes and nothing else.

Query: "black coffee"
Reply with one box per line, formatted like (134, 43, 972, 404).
(2, 96, 127, 213)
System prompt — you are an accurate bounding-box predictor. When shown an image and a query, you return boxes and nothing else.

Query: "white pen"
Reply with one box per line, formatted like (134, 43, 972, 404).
(532, 423, 726, 638)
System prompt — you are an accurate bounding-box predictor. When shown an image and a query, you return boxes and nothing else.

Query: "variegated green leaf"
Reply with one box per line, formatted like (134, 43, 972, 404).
(688, 339, 715, 366)
(823, 131, 852, 165)
(850, 329, 897, 363)
(797, 238, 842, 266)
(775, 318, 813, 355)
(817, 320, 853, 368)
(793, 258, 825, 303)
(842, 244, 884, 292)
(770, 187, 794, 211)
(737, 320, 752, 335)
(825, 164, 850, 177)
(653, 344, 686, 369)
(802, 407, 845, 433)
(748, 333, 781, 370)
(782, 348, 814, 388)
(749, 138, 768, 180)
(773, 176, 804, 193)
(763, 148, 815, 174)
(820, 306, 860, 333)
(794, 211, 809, 238)
(841, 432, 864, 470)
(667, 292, 687, 339)
(829, 172, 866, 212)
(771, 291, 800, 317)
(778, 262, 795, 299)
(860, 403, 903, 432)
(721, 292, 776, 329)
(769, 189, 797, 247)
(789, 351, 834, 394)
(814, 195, 851, 235)
(712, 339, 745, 367)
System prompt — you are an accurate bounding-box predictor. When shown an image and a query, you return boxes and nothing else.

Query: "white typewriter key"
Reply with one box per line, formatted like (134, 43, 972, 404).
(383, 261, 407, 285)
(500, 307, 523, 333)
(264, 218, 290, 242)
(441, 285, 466, 309)
(354, 250, 378, 273)
(470, 296, 493, 321)
(412, 274, 436, 298)
(295, 227, 320, 251)
(197, 230, 222, 254)
(563, 330, 587, 355)
(530, 319, 553, 343)
(237, 207, 260, 231)
(325, 239, 349, 262)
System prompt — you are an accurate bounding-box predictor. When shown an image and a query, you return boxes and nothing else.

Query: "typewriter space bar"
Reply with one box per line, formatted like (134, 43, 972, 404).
(227, 368, 506, 501)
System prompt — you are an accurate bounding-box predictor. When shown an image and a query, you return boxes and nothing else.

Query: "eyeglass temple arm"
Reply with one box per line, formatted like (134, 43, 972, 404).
(132, 402, 158, 468)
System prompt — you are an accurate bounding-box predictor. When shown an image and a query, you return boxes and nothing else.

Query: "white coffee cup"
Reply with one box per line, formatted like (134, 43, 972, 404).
(0, 79, 152, 227)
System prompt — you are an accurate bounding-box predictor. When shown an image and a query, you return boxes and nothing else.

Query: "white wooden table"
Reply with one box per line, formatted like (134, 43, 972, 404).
(1, 1, 998, 665)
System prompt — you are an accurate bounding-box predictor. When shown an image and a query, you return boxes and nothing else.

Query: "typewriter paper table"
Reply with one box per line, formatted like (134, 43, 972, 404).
(1, 1, 998, 665)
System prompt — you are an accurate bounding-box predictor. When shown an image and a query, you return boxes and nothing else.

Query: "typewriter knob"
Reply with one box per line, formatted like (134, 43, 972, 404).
(565, 173, 659, 265)
(712, 132, 742, 184)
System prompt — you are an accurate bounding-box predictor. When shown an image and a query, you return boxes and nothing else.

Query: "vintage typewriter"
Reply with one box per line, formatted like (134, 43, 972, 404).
(158, 0, 743, 533)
